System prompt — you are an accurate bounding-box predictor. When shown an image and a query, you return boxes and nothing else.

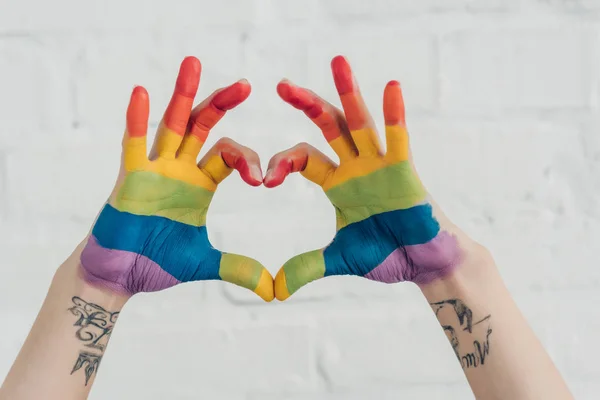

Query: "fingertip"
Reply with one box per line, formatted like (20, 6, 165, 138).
(276, 80, 291, 99)
(132, 85, 149, 98)
(212, 81, 251, 111)
(176, 56, 201, 98)
(331, 55, 354, 95)
(246, 163, 264, 186)
(255, 268, 275, 302)
(274, 268, 291, 301)
(384, 80, 406, 126)
(127, 86, 150, 138)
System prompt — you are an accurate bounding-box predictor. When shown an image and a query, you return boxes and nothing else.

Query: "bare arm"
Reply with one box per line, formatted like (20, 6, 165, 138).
(420, 238, 573, 399)
(0, 244, 127, 400)
(264, 55, 574, 400)
(0, 56, 273, 400)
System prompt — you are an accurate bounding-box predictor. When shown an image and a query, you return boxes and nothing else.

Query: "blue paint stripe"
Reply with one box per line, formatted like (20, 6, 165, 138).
(323, 203, 440, 277)
(92, 204, 222, 282)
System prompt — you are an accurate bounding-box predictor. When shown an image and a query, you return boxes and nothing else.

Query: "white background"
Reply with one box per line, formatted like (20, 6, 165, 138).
(0, 0, 599, 398)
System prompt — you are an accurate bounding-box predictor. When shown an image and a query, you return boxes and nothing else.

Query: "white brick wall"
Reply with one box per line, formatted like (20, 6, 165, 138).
(1, 0, 599, 398)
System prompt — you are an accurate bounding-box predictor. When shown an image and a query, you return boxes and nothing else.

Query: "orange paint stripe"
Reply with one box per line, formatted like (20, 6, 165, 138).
(126, 86, 149, 138)
(189, 104, 224, 142)
(383, 80, 405, 126)
(163, 57, 201, 135)
(312, 112, 340, 142)
(340, 92, 367, 131)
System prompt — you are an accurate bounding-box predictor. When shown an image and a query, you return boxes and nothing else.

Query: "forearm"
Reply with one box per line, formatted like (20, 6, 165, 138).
(420, 244, 573, 400)
(0, 241, 128, 400)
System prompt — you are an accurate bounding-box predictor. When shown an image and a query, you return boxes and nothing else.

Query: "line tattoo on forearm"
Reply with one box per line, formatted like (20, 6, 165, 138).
(67, 296, 119, 385)
(430, 298, 492, 369)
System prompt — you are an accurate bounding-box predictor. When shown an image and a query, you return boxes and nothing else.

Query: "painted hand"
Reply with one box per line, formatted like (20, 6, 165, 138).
(80, 57, 274, 301)
(264, 56, 463, 300)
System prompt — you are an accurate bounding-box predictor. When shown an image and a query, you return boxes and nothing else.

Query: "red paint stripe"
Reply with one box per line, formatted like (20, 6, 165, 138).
(277, 81, 340, 141)
(213, 80, 251, 111)
(331, 55, 354, 95)
(221, 143, 262, 186)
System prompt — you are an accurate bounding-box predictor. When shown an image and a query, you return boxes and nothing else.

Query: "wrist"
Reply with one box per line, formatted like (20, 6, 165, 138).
(418, 240, 502, 302)
(53, 240, 130, 311)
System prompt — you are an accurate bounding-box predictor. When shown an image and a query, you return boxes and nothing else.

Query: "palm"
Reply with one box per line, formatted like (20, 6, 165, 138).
(269, 57, 461, 300)
(79, 57, 274, 301)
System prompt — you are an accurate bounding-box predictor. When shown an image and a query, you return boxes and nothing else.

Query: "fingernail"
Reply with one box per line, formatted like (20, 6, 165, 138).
(250, 164, 263, 181)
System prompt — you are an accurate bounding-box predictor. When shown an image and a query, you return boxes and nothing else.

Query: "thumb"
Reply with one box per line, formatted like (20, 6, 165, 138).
(219, 253, 274, 302)
(274, 249, 326, 301)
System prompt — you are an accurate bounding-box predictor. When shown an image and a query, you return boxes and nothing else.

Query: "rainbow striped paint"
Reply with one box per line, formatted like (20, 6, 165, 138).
(271, 57, 462, 300)
(80, 57, 274, 301)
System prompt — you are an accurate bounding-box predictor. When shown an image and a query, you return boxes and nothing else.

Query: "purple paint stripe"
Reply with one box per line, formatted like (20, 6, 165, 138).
(364, 231, 462, 285)
(80, 235, 181, 295)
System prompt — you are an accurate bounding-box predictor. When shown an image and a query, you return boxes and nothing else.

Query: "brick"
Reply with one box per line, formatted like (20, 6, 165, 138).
(5, 143, 119, 221)
(0, 0, 256, 32)
(71, 31, 244, 131)
(248, 384, 473, 400)
(315, 311, 464, 387)
(0, 37, 72, 147)
(306, 28, 438, 116)
(317, 0, 511, 21)
(96, 322, 316, 395)
(440, 30, 594, 114)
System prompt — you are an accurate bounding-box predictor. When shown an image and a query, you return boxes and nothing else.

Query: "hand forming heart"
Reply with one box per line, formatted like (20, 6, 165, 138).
(264, 56, 463, 300)
(80, 57, 275, 301)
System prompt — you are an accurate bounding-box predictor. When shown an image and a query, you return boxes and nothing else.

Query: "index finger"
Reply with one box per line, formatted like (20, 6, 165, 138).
(331, 56, 382, 157)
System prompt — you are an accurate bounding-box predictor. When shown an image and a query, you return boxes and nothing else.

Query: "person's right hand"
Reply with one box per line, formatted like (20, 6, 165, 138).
(80, 56, 274, 301)
(264, 56, 469, 300)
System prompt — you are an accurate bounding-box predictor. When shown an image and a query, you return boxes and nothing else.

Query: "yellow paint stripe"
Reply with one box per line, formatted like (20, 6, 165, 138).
(274, 268, 291, 301)
(155, 125, 183, 159)
(123, 136, 148, 172)
(322, 157, 388, 191)
(329, 136, 356, 161)
(384, 125, 409, 162)
(254, 268, 275, 302)
(178, 135, 205, 164)
(141, 157, 217, 192)
(350, 127, 382, 156)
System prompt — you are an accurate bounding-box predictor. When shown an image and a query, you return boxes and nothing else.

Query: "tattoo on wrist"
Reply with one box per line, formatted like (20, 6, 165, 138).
(67, 296, 120, 385)
(430, 298, 492, 369)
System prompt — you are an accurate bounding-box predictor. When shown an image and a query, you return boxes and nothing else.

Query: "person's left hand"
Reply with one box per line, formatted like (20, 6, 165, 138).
(80, 56, 274, 301)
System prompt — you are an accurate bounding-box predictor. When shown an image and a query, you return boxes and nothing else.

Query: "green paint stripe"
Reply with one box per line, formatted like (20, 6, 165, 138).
(219, 253, 263, 290)
(283, 250, 326, 295)
(114, 171, 214, 227)
(325, 161, 427, 228)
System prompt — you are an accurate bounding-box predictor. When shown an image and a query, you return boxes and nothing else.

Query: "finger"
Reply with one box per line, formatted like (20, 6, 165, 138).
(274, 249, 326, 301)
(123, 86, 150, 171)
(219, 253, 274, 302)
(178, 79, 251, 163)
(199, 137, 263, 186)
(263, 143, 336, 188)
(383, 80, 409, 163)
(151, 56, 201, 159)
(277, 80, 357, 162)
(331, 55, 382, 157)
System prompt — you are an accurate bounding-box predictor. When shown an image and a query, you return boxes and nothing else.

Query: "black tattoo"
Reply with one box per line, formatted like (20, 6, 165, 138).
(71, 352, 102, 386)
(430, 298, 492, 369)
(68, 296, 120, 385)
